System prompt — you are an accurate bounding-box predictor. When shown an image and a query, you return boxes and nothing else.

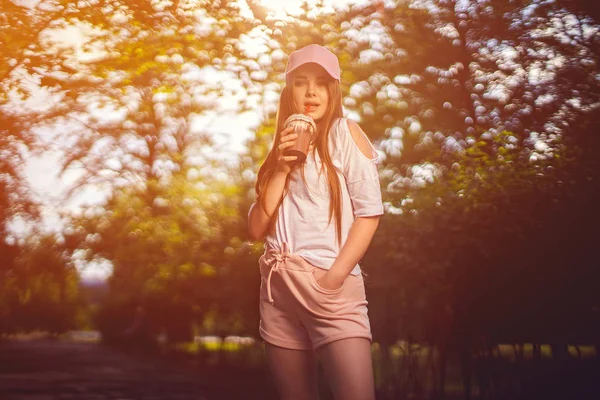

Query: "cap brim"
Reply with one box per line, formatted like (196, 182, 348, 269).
(286, 61, 340, 82)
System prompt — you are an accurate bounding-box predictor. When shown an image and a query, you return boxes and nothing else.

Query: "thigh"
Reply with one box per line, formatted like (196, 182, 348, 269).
(265, 343, 320, 400)
(317, 338, 375, 400)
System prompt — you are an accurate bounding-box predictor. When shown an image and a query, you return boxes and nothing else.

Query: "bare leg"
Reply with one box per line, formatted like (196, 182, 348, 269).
(318, 338, 375, 400)
(265, 343, 320, 400)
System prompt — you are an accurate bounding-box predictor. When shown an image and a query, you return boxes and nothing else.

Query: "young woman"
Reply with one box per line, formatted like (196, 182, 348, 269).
(247, 44, 383, 400)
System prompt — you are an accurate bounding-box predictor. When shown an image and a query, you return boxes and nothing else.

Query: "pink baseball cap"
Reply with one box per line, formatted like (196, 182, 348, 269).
(285, 44, 341, 85)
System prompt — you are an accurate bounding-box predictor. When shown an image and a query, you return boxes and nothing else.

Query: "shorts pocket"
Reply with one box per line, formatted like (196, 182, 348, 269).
(309, 268, 345, 295)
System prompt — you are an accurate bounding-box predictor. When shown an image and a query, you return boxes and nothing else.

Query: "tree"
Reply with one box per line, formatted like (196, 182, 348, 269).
(1, 232, 80, 335)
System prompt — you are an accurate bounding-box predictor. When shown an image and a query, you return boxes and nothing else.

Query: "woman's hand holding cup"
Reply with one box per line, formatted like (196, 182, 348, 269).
(275, 126, 298, 175)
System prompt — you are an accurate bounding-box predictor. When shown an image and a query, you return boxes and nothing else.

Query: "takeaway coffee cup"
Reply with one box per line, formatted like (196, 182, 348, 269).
(283, 113, 317, 163)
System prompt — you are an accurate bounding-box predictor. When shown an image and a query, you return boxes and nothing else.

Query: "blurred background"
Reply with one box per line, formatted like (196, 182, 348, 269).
(0, 0, 599, 399)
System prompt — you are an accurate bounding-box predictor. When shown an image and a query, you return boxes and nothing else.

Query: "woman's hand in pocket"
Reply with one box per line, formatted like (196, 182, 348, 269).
(316, 269, 345, 291)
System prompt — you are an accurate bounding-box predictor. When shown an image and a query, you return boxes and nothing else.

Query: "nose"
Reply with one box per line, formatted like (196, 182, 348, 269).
(306, 81, 316, 96)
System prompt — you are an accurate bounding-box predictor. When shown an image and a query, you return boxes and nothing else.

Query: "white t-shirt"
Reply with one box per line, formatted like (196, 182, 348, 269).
(251, 117, 384, 275)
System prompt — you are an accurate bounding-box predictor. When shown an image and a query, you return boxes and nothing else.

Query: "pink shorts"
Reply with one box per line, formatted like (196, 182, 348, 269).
(258, 245, 372, 350)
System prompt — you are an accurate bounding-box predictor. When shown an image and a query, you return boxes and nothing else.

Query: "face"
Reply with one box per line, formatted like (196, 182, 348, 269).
(291, 63, 331, 122)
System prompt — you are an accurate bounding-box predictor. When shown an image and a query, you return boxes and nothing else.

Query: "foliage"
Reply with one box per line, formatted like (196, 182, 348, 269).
(67, 167, 262, 342)
(1, 233, 81, 335)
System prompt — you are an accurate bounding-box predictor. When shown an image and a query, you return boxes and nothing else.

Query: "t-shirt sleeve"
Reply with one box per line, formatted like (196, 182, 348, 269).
(333, 118, 384, 218)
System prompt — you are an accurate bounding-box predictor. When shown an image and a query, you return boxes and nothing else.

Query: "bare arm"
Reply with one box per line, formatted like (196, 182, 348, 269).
(247, 171, 288, 240)
(247, 126, 298, 241)
(321, 216, 380, 288)
(318, 119, 382, 288)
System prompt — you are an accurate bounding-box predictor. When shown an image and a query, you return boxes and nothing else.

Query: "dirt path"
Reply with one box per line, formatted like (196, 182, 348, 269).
(0, 339, 276, 400)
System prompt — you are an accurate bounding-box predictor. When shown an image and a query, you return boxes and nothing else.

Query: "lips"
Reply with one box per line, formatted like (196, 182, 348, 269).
(304, 102, 320, 112)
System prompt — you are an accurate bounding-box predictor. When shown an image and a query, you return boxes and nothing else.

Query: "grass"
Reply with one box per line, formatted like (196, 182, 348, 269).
(13, 331, 598, 363)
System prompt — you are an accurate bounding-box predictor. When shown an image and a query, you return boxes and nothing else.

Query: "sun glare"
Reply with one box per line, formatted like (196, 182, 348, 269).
(258, 0, 306, 15)
(257, 0, 355, 17)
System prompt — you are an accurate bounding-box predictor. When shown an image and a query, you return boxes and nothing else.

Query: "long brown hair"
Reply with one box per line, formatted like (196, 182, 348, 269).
(255, 78, 344, 243)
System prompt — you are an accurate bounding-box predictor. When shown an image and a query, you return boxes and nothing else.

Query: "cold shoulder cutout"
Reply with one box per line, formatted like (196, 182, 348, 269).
(346, 119, 378, 160)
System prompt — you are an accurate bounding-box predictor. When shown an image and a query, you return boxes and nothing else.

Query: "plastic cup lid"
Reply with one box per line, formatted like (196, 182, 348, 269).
(284, 113, 317, 133)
